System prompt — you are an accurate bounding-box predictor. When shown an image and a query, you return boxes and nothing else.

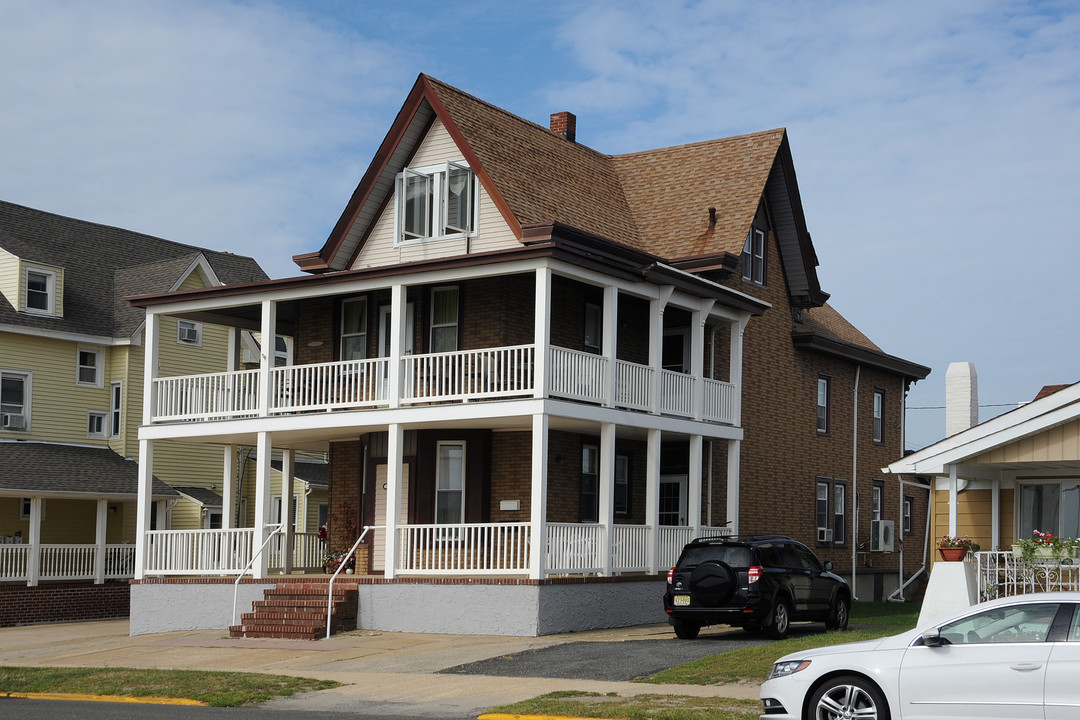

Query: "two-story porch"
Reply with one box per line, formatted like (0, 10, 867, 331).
(128, 242, 768, 634)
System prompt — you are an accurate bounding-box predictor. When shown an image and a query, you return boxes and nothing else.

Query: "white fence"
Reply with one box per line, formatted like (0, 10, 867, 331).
(976, 550, 1080, 601)
(549, 347, 607, 403)
(404, 345, 534, 403)
(0, 544, 135, 585)
(614, 361, 653, 411)
(546, 523, 604, 574)
(153, 369, 260, 422)
(268, 532, 326, 572)
(272, 359, 388, 412)
(397, 522, 531, 574)
(144, 528, 256, 576)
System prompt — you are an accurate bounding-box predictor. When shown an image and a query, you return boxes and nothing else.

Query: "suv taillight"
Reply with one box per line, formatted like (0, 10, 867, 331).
(748, 566, 762, 584)
(667, 567, 675, 585)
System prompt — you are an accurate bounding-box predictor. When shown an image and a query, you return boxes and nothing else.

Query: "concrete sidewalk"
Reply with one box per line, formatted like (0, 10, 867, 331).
(0, 620, 760, 717)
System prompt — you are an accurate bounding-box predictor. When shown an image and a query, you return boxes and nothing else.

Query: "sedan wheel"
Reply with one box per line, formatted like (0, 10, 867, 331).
(810, 675, 889, 720)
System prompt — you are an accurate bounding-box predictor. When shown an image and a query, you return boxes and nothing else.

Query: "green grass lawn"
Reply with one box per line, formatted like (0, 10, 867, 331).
(0, 667, 339, 707)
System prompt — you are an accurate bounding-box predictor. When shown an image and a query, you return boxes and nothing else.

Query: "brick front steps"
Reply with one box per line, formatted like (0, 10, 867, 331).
(229, 581, 358, 640)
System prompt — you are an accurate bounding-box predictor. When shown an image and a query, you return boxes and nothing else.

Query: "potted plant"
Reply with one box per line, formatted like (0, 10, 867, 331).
(937, 535, 979, 561)
(1013, 530, 1080, 563)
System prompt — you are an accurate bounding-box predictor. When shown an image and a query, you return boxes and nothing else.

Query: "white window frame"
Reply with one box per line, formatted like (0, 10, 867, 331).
(581, 443, 599, 522)
(584, 302, 602, 355)
(742, 228, 766, 286)
(177, 320, 203, 346)
(76, 345, 104, 387)
(20, 498, 45, 521)
(24, 267, 56, 315)
(1, 369, 31, 432)
(872, 482, 883, 522)
(817, 376, 830, 434)
(429, 286, 459, 354)
(271, 493, 299, 532)
(614, 454, 630, 516)
(872, 388, 885, 444)
(903, 495, 914, 534)
(87, 410, 107, 438)
(833, 481, 846, 545)
(394, 162, 477, 247)
(1018, 481, 1080, 540)
(435, 441, 466, 528)
(110, 381, 123, 437)
(340, 297, 368, 361)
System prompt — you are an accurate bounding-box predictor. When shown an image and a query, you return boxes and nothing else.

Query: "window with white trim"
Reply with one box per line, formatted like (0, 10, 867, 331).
(742, 227, 766, 286)
(110, 381, 122, 437)
(341, 297, 368, 360)
(436, 441, 465, 525)
(872, 388, 885, 444)
(872, 481, 884, 522)
(430, 287, 459, 353)
(396, 162, 477, 245)
(87, 410, 107, 438)
(24, 268, 55, 314)
(584, 302, 602, 355)
(816, 376, 830, 434)
(76, 346, 103, 387)
(20, 498, 45, 520)
(1, 370, 30, 431)
(614, 454, 630, 516)
(1019, 482, 1080, 540)
(816, 477, 846, 545)
(580, 444, 599, 522)
(903, 495, 914, 534)
(177, 320, 202, 346)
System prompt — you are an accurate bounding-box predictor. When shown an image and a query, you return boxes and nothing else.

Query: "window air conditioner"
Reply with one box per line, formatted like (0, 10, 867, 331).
(871, 519, 894, 553)
(2, 413, 26, 430)
(179, 327, 199, 343)
(817, 527, 833, 543)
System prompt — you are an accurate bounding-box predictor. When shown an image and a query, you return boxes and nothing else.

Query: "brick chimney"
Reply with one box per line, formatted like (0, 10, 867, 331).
(550, 111, 576, 143)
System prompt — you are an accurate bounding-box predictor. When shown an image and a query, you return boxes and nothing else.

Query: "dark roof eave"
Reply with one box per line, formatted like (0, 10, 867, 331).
(792, 332, 931, 381)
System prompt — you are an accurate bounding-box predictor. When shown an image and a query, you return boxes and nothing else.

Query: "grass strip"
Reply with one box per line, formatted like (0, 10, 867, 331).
(0, 667, 339, 708)
(483, 691, 760, 720)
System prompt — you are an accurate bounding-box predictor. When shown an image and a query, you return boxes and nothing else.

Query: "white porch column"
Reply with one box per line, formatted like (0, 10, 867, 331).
(948, 465, 958, 536)
(992, 477, 1001, 550)
(388, 285, 406, 408)
(691, 301, 713, 421)
(257, 300, 277, 417)
(646, 428, 661, 574)
(533, 268, 551, 399)
(384, 423, 404, 578)
(730, 319, 746, 426)
(134, 438, 154, 580)
(529, 413, 550, 579)
(253, 432, 273, 578)
(598, 422, 615, 575)
(94, 499, 108, 584)
(222, 445, 236, 530)
(726, 439, 741, 535)
(27, 497, 42, 586)
(688, 435, 703, 536)
(281, 448, 296, 574)
(602, 285, 617, 407)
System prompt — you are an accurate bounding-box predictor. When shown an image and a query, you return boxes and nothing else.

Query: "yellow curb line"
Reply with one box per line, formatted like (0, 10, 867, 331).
(479, 715, 612, 720)
(2, 691, 207, 706)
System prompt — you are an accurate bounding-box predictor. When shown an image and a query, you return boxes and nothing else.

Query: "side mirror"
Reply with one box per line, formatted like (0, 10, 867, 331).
(920, 629, 944, 647)
(823, 560, 834, 572)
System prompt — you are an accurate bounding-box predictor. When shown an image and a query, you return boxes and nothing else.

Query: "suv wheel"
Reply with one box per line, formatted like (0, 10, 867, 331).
(673, 622, 700, 640)
(764, 597, 791, 639)
(825, 593, 850, 631)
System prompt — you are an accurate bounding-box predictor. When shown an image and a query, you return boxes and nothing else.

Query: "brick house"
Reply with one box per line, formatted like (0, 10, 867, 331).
(127, 74, 928, 636)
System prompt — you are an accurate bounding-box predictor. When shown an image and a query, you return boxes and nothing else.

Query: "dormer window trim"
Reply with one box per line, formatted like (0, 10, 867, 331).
(394, 161, 477, 247)
(24, 266, 57, 315)
(742, 227, 767, 286)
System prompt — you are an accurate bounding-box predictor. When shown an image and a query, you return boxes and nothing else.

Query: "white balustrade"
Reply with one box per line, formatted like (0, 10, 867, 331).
(546, 523, 604, 574)
(144, 528, 256, 575)
(658, 526, 695, 569)
(659, 370, 695, 417)
(152, 369, 260, 422)
(614, 361, 653, 411)
(404, 346, 534, 403)
(397, 523, 531, 574)
(702, 377, 737, 424)
(0, 544, 135, 584)
(611, 525, 649, 573)
(0, 545, 29, 581)
(39, 544, 96, 580)
(549, 347, 608, 403)
(272, 358, 388, 413)
(105, 545, 136, 579)
(268, 532, 326, 572)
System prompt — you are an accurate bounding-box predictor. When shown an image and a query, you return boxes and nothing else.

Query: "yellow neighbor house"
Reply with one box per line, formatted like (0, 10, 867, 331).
(0, 200, 267, 593)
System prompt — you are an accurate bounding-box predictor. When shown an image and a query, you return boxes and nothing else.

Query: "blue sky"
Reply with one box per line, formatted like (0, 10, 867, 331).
(2, 0, 1077, 451)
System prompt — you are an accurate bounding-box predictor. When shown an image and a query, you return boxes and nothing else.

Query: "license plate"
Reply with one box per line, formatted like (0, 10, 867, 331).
(673, 595, 690, 606)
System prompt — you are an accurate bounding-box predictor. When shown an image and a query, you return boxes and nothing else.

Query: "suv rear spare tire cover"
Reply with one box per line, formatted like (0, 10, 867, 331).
(688, 560, 737, 606)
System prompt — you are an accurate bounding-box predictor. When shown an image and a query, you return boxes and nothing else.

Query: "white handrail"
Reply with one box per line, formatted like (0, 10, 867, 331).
(326, 526, 377, 639)
(231, 524, 283, 627)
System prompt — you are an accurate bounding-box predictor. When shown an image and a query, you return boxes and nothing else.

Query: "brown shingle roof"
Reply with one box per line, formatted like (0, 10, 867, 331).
(799, 303, 882, 352)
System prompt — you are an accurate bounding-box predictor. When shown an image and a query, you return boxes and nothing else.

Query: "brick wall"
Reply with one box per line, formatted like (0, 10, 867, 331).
(0, 582, 129, 627)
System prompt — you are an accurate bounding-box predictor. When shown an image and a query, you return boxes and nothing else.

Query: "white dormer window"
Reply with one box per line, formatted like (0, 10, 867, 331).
(24, 268, 56, 315)
(395, 162, 476, 245)
(177, 320, 202, 346)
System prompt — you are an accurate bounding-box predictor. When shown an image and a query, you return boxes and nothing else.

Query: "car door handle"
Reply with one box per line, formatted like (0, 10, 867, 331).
(1010, 663, 1043, 672)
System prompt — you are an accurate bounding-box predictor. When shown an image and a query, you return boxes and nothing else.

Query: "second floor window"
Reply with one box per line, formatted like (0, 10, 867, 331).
(397, 162, 476, 245)
(77, 347, 103, 387)
(25, 269, 55, 314)
(1, 371, 29, 431)
(87, 410, 107, 438)
(341, 297, 368, 360)
(816, 376, 830, 434)
(873, 388, 885, 443)
(430, 287, 459, 353)
(110, 382, 122, 437)
(584, 302, 602, 354)
(742, 227, 766, 285)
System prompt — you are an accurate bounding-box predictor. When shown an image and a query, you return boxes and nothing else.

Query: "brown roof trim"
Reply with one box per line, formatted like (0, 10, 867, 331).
(670, 252, 740, 275)
(792, 331, 930, 381)
(775, 133, 828, 308)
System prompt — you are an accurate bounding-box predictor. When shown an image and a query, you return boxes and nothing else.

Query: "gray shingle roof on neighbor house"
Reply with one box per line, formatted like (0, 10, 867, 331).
(172, 486, 223, 507)
(0, 441, 178, 499)
(0, 200, 268, 337)
(271, 459, 329, 489)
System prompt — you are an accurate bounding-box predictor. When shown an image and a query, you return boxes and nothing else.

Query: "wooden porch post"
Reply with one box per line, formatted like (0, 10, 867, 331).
(599, 422, 615, 576)
(533, 268, 551, 399)
(257, 300, 277, 417)
(602, 285, 617, 407)
(726, 438, 741, 536)
(94, 499, 108, 584)
(253, 432, 273, 578)
(529, 413, 549, 579)
(388, 285, 405, 409)
(282, 448, 295, 574)
(384, 423, 404, 579)
(688, 435, 703, 537)
(646, 428, 661, 574)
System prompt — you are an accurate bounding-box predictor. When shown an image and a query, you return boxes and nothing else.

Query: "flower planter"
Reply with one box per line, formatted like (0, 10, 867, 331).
(1012, 544, 1077, 561)
(938, 547, 968, 562)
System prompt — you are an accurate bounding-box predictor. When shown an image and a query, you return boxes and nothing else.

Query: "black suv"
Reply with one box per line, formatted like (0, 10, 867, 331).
(663, 535, 849, 639)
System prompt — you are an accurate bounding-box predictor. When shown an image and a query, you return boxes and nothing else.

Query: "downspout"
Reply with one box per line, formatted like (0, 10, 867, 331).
(888, 475, 931, 602)
(851, 364, 860, 601)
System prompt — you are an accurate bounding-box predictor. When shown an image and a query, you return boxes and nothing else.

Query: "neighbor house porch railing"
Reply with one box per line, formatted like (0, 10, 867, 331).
(976, 550, 1080, 601)
(268, 532, 326, 573)
(150, 344, 737, 426)
(0, 543, 135, 585)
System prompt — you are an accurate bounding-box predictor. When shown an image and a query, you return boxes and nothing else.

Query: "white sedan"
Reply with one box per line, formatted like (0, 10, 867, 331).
(760, 591, 1080, 719)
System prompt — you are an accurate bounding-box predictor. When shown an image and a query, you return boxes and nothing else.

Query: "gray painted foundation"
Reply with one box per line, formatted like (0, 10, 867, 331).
(129, 582, 274, 635)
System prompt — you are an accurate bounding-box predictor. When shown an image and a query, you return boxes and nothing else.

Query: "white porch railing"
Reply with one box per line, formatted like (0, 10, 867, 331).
(549, 347, 607, 403)
(397, 522, 531, 574)
(268, 532, 326, 572)
(612, 524, 649, 573)
(404, 345, 534, 403)
(614, 361, 653, 411)
(703, 377, 737, 424)
(0, 544, 135, 584)
(976, 550, 1080, 601)
(659, 369, 695, 417)
(153, 369, 260, 422)
(271, 358, 388, 412)
(144, 528, 256, 576)
(546, 523, 604, 574)
(658, 526, 696, 569)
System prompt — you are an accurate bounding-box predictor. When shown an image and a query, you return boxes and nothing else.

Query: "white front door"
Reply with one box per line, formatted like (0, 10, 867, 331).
(659, 474, 688, 526)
